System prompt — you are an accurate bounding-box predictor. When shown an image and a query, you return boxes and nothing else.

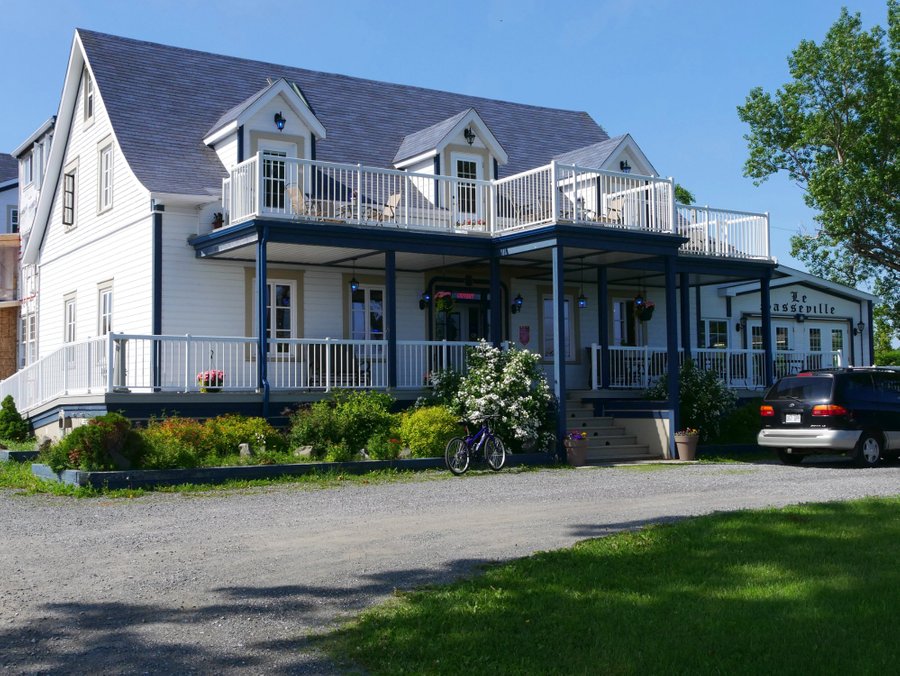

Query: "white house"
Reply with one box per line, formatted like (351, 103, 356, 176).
(0, 30, 877, 457)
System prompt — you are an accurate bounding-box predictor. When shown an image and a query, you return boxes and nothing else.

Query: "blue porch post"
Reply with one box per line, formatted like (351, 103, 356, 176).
(385, 251, 398, 388)
(552, 246, 567, 460)
(679, 272, 691, 362)
(665, 255, 680, 434)
(490, 255, 502, 347)
(151, 204, 164, 390)
(256, 226, 269, 417)
(761, 272, 774, 386)
(597, 266, 610, 389)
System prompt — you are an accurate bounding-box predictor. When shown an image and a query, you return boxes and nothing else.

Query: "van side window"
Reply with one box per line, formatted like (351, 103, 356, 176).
(876, 373, 900, 404)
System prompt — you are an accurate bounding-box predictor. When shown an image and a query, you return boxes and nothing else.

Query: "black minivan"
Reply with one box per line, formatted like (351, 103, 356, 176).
(758, 367, 900, 467)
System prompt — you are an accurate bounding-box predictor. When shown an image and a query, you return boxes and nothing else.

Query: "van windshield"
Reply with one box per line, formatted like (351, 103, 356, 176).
(767, 376, 833, 401)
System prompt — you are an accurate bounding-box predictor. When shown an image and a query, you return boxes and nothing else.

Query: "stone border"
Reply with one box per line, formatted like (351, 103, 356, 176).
(0, 450, 39, 462)
(31, 453, 554, 490)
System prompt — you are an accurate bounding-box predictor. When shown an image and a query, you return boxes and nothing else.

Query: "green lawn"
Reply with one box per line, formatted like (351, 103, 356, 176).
(322, 497, 900, 675)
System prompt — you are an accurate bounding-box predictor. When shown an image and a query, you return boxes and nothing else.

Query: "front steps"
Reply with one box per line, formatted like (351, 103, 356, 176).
(565, 395, 659, 462)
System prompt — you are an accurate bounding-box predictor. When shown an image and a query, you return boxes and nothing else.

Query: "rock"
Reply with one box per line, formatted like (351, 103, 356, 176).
(37, 438, 52, 453)
(293, 446, 313, 458)
(239, 443, 253, 458)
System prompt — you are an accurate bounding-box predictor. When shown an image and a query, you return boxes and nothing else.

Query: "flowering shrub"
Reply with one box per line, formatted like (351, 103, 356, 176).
(675, 428, 700, 437)
(453, 341, 555, 452)
(197, 369, 225, 388)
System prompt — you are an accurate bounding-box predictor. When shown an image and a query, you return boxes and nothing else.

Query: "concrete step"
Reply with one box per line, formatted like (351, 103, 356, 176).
(585, 434, 638, 448)
(566, 410, 613, 424)
(572, 423, 628, 437)
(585, 444, 654, 461)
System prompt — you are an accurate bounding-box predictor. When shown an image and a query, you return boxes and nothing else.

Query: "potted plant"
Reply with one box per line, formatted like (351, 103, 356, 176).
(434, 291, 454, 314)
(673, 427, 699, 460)
(564, 430, 588, 466)
(197, 369, 225, 393)
(211, 212, 224, 229)
(633, 295, 655, 322)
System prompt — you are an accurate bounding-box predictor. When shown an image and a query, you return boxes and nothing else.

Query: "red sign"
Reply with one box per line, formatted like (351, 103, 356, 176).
(519, 325, 530, 346)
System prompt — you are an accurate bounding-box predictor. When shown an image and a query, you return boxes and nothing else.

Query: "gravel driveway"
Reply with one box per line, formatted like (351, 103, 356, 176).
(2, 460, 899, 674)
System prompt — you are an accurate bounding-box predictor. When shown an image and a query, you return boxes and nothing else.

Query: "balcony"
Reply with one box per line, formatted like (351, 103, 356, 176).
(221, 155, 771, 261)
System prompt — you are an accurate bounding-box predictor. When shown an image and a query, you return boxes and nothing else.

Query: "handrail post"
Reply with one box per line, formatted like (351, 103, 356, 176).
(325, 337, 332, 393)
(591, 343, 598, 391)
(256, 151, 264, 217)
(106, 332, 114, 392)
(550, 161, 559, 222)
(356, 164, 363, 222)
(764, 211, 770, 259)
(442, 339, 449, 373)
(185, 334, 192, 392)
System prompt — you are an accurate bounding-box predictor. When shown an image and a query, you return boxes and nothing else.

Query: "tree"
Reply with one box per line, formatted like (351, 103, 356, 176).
(737, 1, 900, 344)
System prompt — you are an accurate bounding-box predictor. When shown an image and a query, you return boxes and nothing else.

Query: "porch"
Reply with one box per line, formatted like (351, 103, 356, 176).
(220, 155, 771, 262)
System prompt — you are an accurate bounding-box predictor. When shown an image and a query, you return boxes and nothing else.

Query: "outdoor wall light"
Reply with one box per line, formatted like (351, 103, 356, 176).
(463, 127, 476, 145)
(419, 291, 431, 310)
(619, 159, 631, 174)
(854, 321, 865, 336)
(349, 259, 359, 292)
(274, 112, 286, 131)
(511, 293, 524, 314)
(795, 313, 807, 323)
(577, 293, 588, 309)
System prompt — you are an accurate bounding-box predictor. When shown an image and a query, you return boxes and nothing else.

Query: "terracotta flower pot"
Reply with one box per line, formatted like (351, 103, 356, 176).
(674, 434, 699, 460)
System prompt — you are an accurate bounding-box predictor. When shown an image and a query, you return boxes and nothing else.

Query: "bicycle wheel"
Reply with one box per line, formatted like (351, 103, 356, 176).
(445, 437, 470, 475)
(485, 436, 507, 471)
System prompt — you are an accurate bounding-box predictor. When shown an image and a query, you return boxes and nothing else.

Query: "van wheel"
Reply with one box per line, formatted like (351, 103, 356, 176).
(777, 449, 804, 465)
(854, 432, 882, 468)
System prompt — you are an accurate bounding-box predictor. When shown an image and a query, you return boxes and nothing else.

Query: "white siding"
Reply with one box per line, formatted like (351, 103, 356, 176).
(37, 67, 152, 356)
(212, 134, 238, 171)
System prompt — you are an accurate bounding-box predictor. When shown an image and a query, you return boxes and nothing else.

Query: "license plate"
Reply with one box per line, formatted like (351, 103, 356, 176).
(785, 413, 801, 424)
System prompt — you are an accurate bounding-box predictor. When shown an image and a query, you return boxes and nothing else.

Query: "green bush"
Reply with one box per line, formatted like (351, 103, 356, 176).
(875, 349, 900, 366)
(289, 401, 339, 457)
(42, 412, 145, 472)
(332, 390, 396, 454)
(709, 398, 764, 445)
(366, 414, 403, 460)
(204, 414, 287, 456)
(0, 395, 30, 442)
(141, 417, 212, 469)
(645, 360, 737, 443)
(399, 405, 460, 458)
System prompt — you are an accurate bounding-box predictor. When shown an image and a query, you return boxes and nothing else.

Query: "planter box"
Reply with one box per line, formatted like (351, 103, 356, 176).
(564, 439, 588, 467)
(31, 453, 553, 489)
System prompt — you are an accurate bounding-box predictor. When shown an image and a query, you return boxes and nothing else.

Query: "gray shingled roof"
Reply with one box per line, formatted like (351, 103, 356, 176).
(0, 153, 17, 183)
(552, 135, 625, 167)
(204, 83, 272, 139)
(78, 29, 609, 196)
(393, 109, 470, 164)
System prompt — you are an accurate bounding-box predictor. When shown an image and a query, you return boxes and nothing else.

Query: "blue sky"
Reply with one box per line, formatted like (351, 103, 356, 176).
(0, 0, 889, 269)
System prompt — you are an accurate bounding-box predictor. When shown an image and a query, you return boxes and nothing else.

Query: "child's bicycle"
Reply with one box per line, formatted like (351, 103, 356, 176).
(444, 422, 507, 475)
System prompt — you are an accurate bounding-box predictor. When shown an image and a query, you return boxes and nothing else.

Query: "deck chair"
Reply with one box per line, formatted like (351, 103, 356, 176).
(603, 195, 625, 225)
(286, 183, 316, 220)
(377, 193, 402, 223)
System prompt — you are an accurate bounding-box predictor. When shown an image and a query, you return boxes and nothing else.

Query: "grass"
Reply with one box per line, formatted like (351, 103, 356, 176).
(0, 437, 38, 451)
(321, 497, 900, 675)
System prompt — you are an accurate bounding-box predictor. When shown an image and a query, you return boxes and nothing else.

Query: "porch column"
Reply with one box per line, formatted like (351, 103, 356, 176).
(385, 250, 397, 388)
(761, 272, 774, 386)
(151, 204, 164, 390)
(679, 272, 691, 361)
(552, 245, 567, 460)
(490, 255, 502, 346)
(597, 266, 610, 389)
(256, 226, 269, 416)
(866, 300, 874, 366)
(665, 255, 680, 432)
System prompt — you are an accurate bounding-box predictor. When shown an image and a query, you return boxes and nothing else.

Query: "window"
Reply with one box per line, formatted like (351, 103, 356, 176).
(64, 297, 76, 343)
(809, 328, 821, 352)
(84, 70, 94, 122)
(22, 153, 33, 186)
(7, 207, 17, 234)
(456, 159, 477, 214)
(63, 171, 76, 227)
(700, 319, 728, 349)
(542, 294, 574, 361)
(832, 329, 844, 353)
(775, 326, 790, 351)
(21, 313, 36, 366)
(350, 287, 384, 341)
(612, 299, 635, 346)
(98, 144, 113, 211)
(751, 325, 763, 350)
(98, 285, 112, 336)
(266, 281, 294, 353)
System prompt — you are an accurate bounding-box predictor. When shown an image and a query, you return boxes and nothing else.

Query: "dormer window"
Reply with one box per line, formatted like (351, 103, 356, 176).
(83, 70, 94, 123)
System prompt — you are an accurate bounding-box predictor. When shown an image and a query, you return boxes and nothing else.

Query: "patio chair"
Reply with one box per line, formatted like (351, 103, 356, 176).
(286, 184, 317, 220)
(603, 195, 625, 225)
(377, 192, 403, 223)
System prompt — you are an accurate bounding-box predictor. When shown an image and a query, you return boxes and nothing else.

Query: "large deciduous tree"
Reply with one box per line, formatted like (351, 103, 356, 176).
(737, 1, 899, 347)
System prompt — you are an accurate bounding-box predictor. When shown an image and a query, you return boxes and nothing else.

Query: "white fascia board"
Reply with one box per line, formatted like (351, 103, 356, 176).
(244, 80, 327, 140)
(12, 116, 57, 158)
(24, 32, 88, 264)
(151, 191, 221, 207)
(447, 110, 509, 165)
(599, 134, 659, 177)
(202, 121, 239, 147)
(394, 149, 438, 170)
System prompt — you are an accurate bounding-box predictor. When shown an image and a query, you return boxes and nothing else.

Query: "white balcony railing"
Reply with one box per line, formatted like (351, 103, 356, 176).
(0, 334, 484, 414)
(220, 155, 768, 259)
(590, 345, 842, 390)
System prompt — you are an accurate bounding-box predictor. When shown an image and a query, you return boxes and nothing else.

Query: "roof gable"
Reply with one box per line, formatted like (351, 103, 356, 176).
(393, 108, 508, 166)
(553, 133, 657, 176)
